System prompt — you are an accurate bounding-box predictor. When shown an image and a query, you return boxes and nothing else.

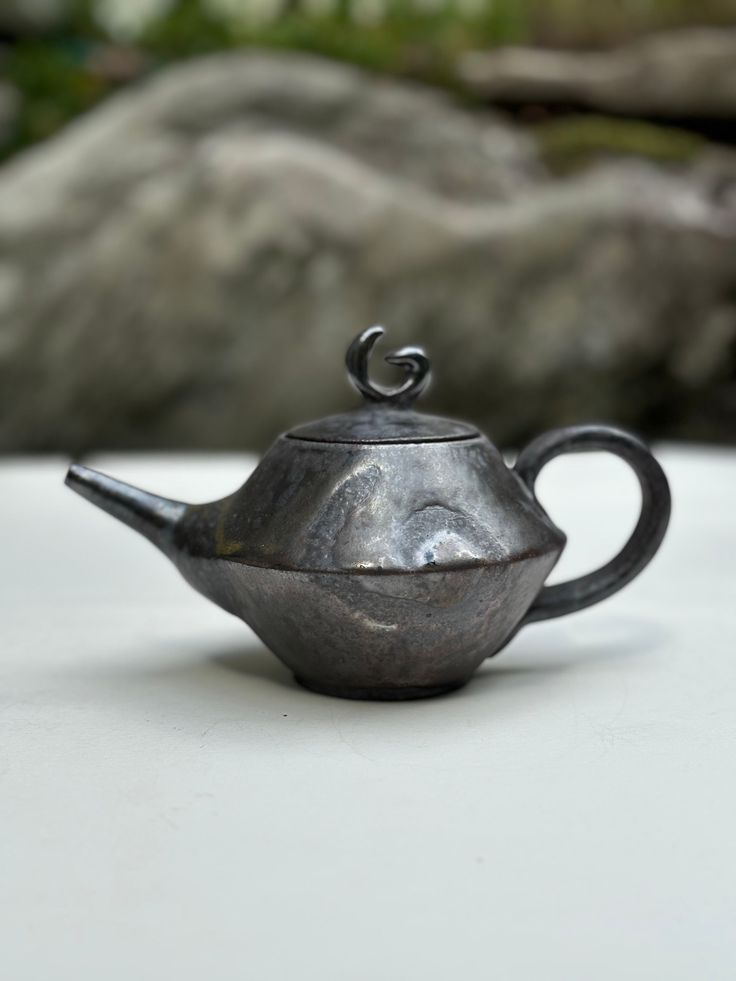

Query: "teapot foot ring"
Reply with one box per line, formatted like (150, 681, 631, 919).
(293, 676, 468, 701)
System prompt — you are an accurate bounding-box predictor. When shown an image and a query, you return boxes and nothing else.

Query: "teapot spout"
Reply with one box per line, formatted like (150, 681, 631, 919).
(65, 464, 187, 555)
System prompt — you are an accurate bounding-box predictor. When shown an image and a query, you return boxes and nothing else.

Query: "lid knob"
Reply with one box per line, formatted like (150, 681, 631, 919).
(346, 326, 430, 406)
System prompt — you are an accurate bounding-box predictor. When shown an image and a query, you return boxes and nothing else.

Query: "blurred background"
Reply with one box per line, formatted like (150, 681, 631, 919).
(0, 0, 735, 453)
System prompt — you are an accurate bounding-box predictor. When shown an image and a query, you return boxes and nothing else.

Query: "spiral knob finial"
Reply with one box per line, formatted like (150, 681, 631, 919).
(346, 326, 430, 406)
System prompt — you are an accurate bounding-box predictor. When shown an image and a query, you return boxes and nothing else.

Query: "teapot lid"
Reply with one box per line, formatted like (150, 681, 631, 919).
(287, 327, 479, 445)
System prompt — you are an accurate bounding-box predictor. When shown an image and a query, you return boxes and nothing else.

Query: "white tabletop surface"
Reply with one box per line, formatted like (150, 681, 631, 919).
(2, 447, 735, 980)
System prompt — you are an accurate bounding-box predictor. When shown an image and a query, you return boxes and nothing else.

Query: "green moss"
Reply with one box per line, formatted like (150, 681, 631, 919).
(536, 115, 706, 172)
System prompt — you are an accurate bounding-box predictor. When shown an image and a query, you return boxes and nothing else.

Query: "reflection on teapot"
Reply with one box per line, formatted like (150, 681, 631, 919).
(66, 327, 670, 700)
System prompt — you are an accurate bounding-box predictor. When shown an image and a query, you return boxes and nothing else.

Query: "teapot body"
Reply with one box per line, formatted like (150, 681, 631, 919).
(184, 563, 551, 699)
(170, 435, 565, 698)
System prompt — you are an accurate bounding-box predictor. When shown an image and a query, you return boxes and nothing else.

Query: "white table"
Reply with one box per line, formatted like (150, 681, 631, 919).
(2, 448, 734, 980)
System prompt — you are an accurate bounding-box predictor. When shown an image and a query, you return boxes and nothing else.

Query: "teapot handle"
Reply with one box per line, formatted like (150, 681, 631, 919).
(514, 425, 671, 624)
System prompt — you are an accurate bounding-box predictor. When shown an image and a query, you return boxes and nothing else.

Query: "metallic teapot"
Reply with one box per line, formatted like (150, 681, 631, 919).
(66, 327, 671, 700)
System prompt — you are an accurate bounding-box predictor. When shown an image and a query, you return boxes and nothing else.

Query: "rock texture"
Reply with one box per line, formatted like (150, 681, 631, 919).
(0, 52, 735, 453)
(461, 28, 736, 120)
(0, 0, 66, 33)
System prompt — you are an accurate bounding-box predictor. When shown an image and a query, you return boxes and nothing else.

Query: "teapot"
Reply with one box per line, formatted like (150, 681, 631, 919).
(66, 327, 671, 700)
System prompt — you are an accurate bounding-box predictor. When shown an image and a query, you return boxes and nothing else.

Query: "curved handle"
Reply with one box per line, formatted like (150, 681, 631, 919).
(515, 425, 671, 624)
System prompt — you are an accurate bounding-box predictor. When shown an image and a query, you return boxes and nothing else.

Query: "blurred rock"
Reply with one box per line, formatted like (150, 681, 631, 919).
(461, 28, 736, 120)
(0, 0, 67, 34)
(0, 52, 735, 453)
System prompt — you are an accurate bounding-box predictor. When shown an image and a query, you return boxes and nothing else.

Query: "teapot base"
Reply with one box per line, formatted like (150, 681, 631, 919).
(294, 675, 468, 701)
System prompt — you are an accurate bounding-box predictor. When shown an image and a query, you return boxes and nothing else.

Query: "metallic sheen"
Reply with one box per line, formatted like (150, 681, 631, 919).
(65, 328, 672, 700)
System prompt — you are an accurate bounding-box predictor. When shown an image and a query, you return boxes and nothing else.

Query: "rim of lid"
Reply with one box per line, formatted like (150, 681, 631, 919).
(286, 405, 479, 445)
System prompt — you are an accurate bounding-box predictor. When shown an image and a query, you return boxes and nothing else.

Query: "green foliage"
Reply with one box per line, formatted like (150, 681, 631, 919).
(141, 0, 234, 55)
(1, 0, 734, 161)
(4, 47, 103, 155)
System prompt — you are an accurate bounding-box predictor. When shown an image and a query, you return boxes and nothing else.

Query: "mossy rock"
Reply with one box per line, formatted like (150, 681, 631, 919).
(535, 115, 705, 173)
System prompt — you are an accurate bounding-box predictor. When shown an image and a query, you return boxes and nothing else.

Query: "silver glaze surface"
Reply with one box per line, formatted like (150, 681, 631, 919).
(65, 326, 671, 699)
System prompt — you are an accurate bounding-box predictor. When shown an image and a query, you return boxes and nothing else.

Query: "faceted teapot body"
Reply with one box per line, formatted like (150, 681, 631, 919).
(169, 434, 565, 697)
(66, 327, 671, 699)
